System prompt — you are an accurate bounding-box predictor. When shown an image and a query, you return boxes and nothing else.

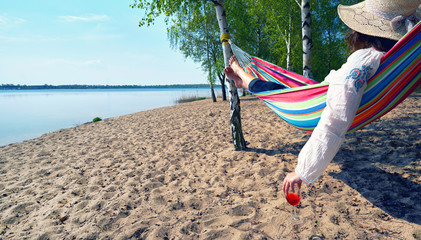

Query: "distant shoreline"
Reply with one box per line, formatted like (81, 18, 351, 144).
(0, 84, 220, 90)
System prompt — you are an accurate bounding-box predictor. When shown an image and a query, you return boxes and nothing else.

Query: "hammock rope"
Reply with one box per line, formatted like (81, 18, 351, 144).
(229, 40, 253, 69)
(232, 21, 421, 134)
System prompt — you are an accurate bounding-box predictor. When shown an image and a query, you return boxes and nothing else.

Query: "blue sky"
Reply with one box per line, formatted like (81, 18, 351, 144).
(0, 0, 207, 86)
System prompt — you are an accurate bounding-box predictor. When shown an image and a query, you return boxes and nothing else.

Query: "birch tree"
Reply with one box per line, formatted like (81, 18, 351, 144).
(299, 0, 313, 78)
(264, 0, 301, 71)
(205, 11, 218, 103)
(213, 0, 247, 150)
(131, 0, 246, 150)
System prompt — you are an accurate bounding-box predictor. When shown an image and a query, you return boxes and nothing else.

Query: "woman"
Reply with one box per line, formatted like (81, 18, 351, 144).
(224, 0, 421, 194)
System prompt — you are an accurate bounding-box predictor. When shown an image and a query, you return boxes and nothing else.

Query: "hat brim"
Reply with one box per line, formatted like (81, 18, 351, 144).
(338, 2, 421, 41)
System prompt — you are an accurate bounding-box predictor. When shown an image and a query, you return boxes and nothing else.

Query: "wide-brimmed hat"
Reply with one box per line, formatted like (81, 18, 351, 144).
(338, 0, 421, 40)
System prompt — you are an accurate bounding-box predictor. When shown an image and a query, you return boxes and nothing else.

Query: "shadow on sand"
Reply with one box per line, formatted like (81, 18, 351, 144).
(330, 94, 420, 224)
(330, 162, 421, 224)
(246, 92, 420, 224)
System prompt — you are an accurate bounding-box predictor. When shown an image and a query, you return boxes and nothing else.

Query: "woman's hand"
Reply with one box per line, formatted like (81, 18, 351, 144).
(282, 172, 302, 195)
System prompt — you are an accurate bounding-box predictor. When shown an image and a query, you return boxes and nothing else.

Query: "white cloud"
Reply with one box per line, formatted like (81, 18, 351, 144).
(49, 58, 103, 66)
(0, 35, 28, 41)
(58, 14, 109, 23)
(81, 59, 102, 65)
(0, 35, 58, 42)
(79, 33, 122, 41)
(0, 15, 26, 29)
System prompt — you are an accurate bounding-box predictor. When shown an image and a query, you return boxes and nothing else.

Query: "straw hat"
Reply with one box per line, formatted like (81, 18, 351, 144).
(338, 0, 421, 40)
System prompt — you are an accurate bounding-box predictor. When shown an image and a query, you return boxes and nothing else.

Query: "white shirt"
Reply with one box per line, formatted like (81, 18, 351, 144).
(295, 48, 384, 185)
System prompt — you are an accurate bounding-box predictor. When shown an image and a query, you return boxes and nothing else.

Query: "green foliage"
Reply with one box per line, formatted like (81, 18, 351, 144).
(92, 117, 102, 123)
(311, 0, 360, 81)
(226, 0, 302, 71)
(167, 2, 222, 87)
(131, 1, 222, 95)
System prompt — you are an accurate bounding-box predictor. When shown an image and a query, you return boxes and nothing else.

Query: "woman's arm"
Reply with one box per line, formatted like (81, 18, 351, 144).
(248, 79, 286, 93)
(283, 48, 383, 193)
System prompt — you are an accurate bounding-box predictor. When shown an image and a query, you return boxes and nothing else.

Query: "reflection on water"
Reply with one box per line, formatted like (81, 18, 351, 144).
(0, 88, 218, 146)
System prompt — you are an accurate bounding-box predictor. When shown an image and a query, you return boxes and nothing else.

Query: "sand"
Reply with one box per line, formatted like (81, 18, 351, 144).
(0, 90, 420, 240)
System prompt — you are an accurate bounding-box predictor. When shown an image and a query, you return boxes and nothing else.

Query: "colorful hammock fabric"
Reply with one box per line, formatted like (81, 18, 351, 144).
(239, 21, 421, 134)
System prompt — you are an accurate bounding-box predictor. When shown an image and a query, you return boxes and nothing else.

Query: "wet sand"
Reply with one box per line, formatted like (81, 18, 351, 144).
(0, 90, 420, 239)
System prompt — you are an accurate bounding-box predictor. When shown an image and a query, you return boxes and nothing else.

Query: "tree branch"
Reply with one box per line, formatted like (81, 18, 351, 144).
(294, 0, 301, 8)
(207, 0, 222, 7)
(276, 24, 286, 39)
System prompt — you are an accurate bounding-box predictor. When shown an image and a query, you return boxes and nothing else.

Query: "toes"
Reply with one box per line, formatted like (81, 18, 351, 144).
(224, 67, 231, 74)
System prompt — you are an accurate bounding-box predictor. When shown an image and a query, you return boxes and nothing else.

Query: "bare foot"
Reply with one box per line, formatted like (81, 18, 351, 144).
(229, 56, 243, 75)
(224, 67, 247, 89)
(224, 56, 250, 89)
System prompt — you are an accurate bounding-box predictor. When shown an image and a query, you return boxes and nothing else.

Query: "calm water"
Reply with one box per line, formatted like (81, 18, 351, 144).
(0, 88, 218, 146)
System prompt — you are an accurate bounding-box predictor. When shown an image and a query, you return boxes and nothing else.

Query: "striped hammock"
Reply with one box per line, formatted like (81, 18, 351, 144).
(235, 22, 421, 134)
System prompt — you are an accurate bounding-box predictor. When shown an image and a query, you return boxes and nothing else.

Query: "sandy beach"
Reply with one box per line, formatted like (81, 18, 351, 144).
(0, 90, 420, 239)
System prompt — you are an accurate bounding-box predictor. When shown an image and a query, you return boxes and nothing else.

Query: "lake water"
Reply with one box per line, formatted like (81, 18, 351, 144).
(0, 88, 219, 146)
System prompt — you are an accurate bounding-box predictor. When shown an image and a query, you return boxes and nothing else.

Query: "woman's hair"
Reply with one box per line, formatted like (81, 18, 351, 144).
(346, 30, 398, 52)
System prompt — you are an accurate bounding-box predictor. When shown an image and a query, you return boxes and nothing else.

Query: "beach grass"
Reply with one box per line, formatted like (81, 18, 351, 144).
(176, 95, 207, 104)
(92, 117, 102, 122)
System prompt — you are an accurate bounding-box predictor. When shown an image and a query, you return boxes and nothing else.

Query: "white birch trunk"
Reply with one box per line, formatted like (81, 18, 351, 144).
(277, 22, 291, 71)
(301, 0, 313, 78)
(287, 7, 292, 71)
(213, 0, 246, 150)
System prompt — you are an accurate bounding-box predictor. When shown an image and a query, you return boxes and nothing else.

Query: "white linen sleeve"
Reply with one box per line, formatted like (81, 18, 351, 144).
(295, 48, 384, 185)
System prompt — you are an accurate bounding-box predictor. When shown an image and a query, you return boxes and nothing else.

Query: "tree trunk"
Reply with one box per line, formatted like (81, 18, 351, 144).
(301, 0, 313, 78)
(204, 6, 216, 103)
(276, 21, 291, 71)
(218, 73, 227, 101)
(210, 84, 217, 102)
(287, 5, 292, 71)
(213, 0, 247, 151)
(257, 28, 262, 57)
(328, 29, 332, 71)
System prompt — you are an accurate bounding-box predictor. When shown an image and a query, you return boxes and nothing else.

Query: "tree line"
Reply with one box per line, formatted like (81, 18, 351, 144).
(0, 84, 219, 90)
